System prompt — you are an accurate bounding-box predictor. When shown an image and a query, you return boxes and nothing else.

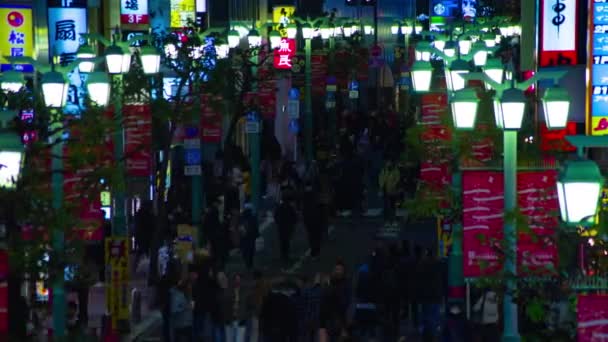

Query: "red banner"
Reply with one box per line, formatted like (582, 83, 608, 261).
(63, 168, 104, 241)
(419, 93, 451, 191)
(578, 294, 608, 341)
(540, 122, 577, 152)
(124, 104, 152, 177)
(311, 53, 328, 95)
(462, 170, 559, 277)
(200, 95, 222, 143)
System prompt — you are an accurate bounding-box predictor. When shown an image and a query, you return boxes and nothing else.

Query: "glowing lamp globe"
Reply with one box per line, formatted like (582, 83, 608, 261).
(86, 72, 111, 107)
(41, 71, 68, 108)
(247, 29, 261, 48)
(411, 61, 433, 93)
(450, 88, 479, 130)
(445, 59, 470, 92)
(228, 29, 240, 48)
(140, 46, 161, 75)
(415, 42, 432, 62)
(105, 45, 130, 74)
(483, 58, 504, 90)
(497, 88, 527, 130)
(76, 44, 96, 73)
(542, 87, 570, 129)
(302, 23, 314, 39)
(1, 70, 24, 93)
(557, 159, 604, 225)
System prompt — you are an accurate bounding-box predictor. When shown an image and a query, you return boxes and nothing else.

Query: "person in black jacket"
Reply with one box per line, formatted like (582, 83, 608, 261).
(203, 196, 229, 269)
(192, 258, 217, 341)
(239, 202, 259, 270)
(302, 185, 323, 259)
(260, 278, 300, 342)
(274, 198, 298, 268)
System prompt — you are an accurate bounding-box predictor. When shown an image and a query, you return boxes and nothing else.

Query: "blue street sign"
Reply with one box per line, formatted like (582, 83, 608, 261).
(185, 149, 202, 165)
(289, 88, 300, 100)
(349, 80, 359, 91)
(289, 119, 299, 133)
(247, 111, 259, 122)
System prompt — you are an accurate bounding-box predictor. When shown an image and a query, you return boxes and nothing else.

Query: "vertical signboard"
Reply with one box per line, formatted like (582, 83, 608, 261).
(589, 0, 608, 135)
(105, 238, 129, 330)
(47, 1, 88, 115)
(539, 0, 578, 67)
(120, 0, 149, 25)
(0, 5, 34, 72)
(273, 6, 295, 37)
(170, 0, 195, 28)
(273, 38, 296, 69)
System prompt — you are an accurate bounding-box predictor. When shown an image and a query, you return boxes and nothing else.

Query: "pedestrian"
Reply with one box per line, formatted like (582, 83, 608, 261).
(381, 243, 402, 340)
(239, 202, 259, 270)
(379, 160, 401, 227)
(170, 277, 194, 342)
(211, 271, 230, 341)
(297, 273, 323, 342)
(319, 260, 351, 341)
(203, 196, 229, 269)
(260, 277, 300, 342)
(246, 271, 270, 342)
(417, 248, 443, 341)
(192, 257, 217, 341)
(302, 185, 323, 260)
(221, 273, 248, 342)
(471, 288, 499, 342)
(353, 256, 379, 340)
(274, 197, 298, 268)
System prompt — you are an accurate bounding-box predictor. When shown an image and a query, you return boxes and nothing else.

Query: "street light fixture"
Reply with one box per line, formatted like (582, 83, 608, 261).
(0, 111, 24, 189)
(415, 42, 433, 62)
(105, 45, 131, 74)
(472, 41, 489, 67)
(301, 23, 314, 40)
(247, 29, 262, 48)
(446, 59, 470, 92)
(450, 88, 479, 130)
(497, 88, 526, 130)
(443, 40, 457, 58)
(41, 71, 69, 108)
(458, 37, 472, 56)
(0, 70, 25, 93)
(86, 72, 111, 107)
(228, 29, 241, 48)
(411, 61, 433, 92)
(76, 44, 96, 73)
(140, 46, 161, 75)
(483, 58, 504, 90)
(286, 23, 298, 39)
(542, 86, 570, 129)
(557, 159, 603, 226)
(391, 22, 400, 35)
(269, 30, 281, 49)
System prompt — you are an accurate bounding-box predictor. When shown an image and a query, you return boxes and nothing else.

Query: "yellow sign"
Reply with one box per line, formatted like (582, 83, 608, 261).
(590, 116, 608, 136)
(105, 238, 129, 329)
(100, 191, 111, 206)
(437, 217, 453, 258)
(176, 224, 196, 261)
(0, 6, 34, 72)
(273, 6, 296, 37)
(170, 0, 195, 28)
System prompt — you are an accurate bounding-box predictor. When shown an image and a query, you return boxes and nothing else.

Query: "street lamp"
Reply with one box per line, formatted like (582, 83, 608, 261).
(446, 59, 470, 92)
(483, 58, 504, 90)
(497, 88, 526, 130)
(228, 29, 241, 48)
(415, 42, 433, 62)
(41, 71, 69, 108)
(86, 72, 111, 107)
(140, 46, 161, 75)
(247, 29, 261, 48)
(105, 45, 131, 74)
(286, 23, 298, 39)
(557, 159, 603, 225)
(542, 86, 570, 129)
(458, 37, 472, 56)
(411, 61, 433, 92)
(1, 70, 25, 93)
(443, 40, 457, 58)
(472, 41, 489, 67)
(0, 111, 23, 189)
(269, 30, 281, 49)
(450, 88, 479, 130)
(76, 44, 96, 73)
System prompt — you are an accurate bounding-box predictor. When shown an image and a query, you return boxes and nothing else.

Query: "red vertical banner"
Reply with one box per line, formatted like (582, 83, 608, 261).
(311, 53, 328, 95)
(516, 170, 559, 275)
(63, 161, 104, 241)
(462, 170, 559, 277)
(578, 294, 608, 341)
(200, 94, 222, 143)
(258, 66, 277, 119)
(419, 93, 451, 190)
(124, 104, 152, 177)
(462, 171, 504, 277)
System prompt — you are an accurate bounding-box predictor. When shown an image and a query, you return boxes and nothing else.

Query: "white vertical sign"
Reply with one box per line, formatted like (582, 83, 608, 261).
(541, 0, 576, 51)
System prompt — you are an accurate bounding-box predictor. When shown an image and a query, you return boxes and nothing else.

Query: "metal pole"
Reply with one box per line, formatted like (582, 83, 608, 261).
(502, 130, 520, 342)
(192, 94, 202, 243)
(250, 52, 261, 212)
(305, 37, 313, 162)
(112, 73, 129, 332)
(447, 170, 464, 306)
(50, 108, 66, 339)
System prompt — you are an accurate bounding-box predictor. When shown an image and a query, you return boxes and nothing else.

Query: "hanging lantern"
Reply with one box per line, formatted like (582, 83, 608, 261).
(557, 159, 604, 225)
(482, 58, 504, 90)
(411, 61, 433, 92)
(450, 88, 479, 130)
(86, 72, 111, 107)
(105, 45, 131, 74)
(497, 88, 527, 130)
(140, 46, 161, 75)
(445, 59, 470, 92)
(542, 86, 570, 129)
(76, 44, 96, 73)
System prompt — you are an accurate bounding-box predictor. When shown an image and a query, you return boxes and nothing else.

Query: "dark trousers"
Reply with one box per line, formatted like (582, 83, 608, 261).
(306, 226, 322, 257)
(162, 306, 171, 342)
(241, 238, 255, 269)
(278, 229, 292, 265)
(174, 326, 193, 342)
(383, 193, 397, 222)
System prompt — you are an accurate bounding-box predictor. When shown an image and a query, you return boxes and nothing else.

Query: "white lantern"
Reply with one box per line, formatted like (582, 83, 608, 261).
(411, 61, 433, 92)
(86, 72, 111, 106)
(391, 22, 400, 35)
(247, 29, 261, 48)
(286, 24, 298, 39)
(450, 88, 479, 130)
(41, 71, 69, 108)
(302, 23, 314, 40)
(0, 111, 24, 189)
(401, 24, 413, 35)
(542, 87, 570, 129)
(105, 45, 131, 74)
(415, 42, 432, 62)
(443, 41, 457, 58)
(557, 159, 604, 225)
(76, 44, 96, 73)
(497, 88, 526, 130)
(482, 58, 504, 90)
(446, 59, 470, 92)
(0, 70, 24, 93)
(458, 38, 472, 55)
(140, 46, 161, 75)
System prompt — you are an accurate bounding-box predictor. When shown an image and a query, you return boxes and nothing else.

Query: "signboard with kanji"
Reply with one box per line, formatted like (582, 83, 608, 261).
(273, 38, 296, 69)
(0, 5, 33, 72)
(272, 6, 295, 37)
(105, 238, 129, 329)
(120, 0, 149, 25)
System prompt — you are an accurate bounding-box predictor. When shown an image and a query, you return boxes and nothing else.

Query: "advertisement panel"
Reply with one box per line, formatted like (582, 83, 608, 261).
(539, 0, 578, 67)
(200, 94, 222, 143)
(170, 0, 195, 28)
(273, 6, 295, 37)
(0, 5, 33, 72)
(120, 0, 149, 25)
(578, 294, 608, 341)
(589, 0, 608, 135)
(462, 170, 559, 277)
(124, 104, 152, 177)
(105, 238, 129, 330)
(273, 38, 296, 70)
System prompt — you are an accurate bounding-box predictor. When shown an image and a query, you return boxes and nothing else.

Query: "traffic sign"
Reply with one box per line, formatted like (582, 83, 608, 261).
(183, 138, 201, 149)
(349, 90, 359, 99)
(288, 99, 300, 119)
(184, 165, 202, 176)
(185, 149, 201, 165)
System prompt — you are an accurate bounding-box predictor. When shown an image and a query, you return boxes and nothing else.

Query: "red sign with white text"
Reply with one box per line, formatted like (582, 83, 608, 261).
(540, 122, 577, 152)
(578, 294, 608, 341)
(120, 0, 150, 25)
(462, 170, 559, 277)
(200, 94, 222, 143)
(273, 38, 296, 69)
(124, 104, 152, 177)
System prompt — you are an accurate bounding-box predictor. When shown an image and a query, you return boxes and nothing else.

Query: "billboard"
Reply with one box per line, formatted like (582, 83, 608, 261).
(273, 6, 295, 37)
(0, 5, 34, 72)
(539, 0, 578, 67)
(170, 0, 195, 28)
(120, 0, 149, 25)
(588, 0, 608, 135)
